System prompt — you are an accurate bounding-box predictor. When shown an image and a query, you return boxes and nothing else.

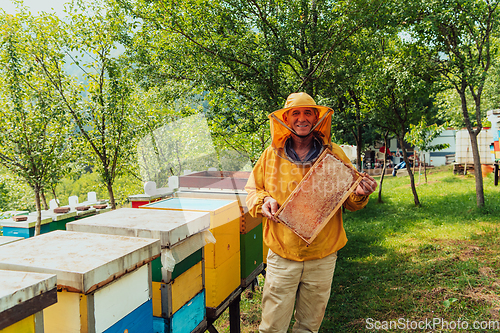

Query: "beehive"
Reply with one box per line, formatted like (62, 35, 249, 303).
(140, 198, 241, 309)
(0, 270, 58, 333)
(175, 190, 264, 285)
(73, 207, 97, 220)
(128, 192, 172, 208)
(28, 210, 77, 232)
(0, 230, 160, 333)
(153, 290, 206, 333)
(67, 208, 211, 333)
(0, 215, 52, 238)
(240, 223, 263, 285)
(178, 171, 250, 191)
(455, 129, 494, 164)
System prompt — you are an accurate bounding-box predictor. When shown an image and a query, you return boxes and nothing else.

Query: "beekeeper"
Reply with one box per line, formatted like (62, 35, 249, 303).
(245, 92, 377, 333)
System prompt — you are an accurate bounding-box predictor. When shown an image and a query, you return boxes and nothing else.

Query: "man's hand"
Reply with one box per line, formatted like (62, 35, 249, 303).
(262, 196, 280, 222)
(355, 173, 378, 196)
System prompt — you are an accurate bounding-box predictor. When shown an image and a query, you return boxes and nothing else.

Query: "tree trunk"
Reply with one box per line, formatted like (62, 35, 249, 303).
(356, 140, 363, 172)
(350, 89, 363, 172)
(468, 130, 485, 207)
(417, 152, 421, 185)
(34, 186, 42, 236)
(399, 135, 420, 206)
(40, 190, 49, 211)
(106, 181, 116, 210)
(378, 132, 389, 203)
(51, 186, 60, 207)
(459, 89, 485, 207)
(424, 154, 428, 183)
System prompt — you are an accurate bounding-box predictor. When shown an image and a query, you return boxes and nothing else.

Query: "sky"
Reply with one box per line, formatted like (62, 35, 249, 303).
(2, 0, 69, 16)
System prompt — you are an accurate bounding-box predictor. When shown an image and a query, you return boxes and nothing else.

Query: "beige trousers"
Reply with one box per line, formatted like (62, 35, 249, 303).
(259, 250, 338, 333)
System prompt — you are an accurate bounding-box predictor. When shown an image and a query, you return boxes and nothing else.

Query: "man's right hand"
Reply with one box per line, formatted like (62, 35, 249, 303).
(262, 196, 280, 223)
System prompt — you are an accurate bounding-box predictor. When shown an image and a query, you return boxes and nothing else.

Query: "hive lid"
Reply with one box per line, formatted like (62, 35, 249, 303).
(0, 214, 52, 228)
(67, 208, 210, 248)
(275, 149, 363, 245)
(0, 270, 57, 313)
(141, 197, 237, 214)
(0, 236, 23, 246)
(0, 230, 160, 294)
(33, 210, 77, 222)
(175, 189, 249, 212)
(128, 191, 172, 201)
(178, 170, 250, 190)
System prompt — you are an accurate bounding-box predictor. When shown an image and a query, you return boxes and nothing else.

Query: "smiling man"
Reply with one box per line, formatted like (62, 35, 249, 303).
(245, 92, 377, 333)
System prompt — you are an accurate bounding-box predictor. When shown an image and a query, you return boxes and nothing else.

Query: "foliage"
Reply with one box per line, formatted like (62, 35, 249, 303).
(116, 0, 388, 161)
(405, 117, 450, 182)
(405, 117, 450, 153)
(0, 169, 35, 212)
(0, 11, 73, 233)
(33, 0, 146, 209)
(137, 113, 219, 187)
(323, 28, 392, 170)
(368, 39, 439, 206)
(409, 0, 500, 208)
(56, 170, 143, 207)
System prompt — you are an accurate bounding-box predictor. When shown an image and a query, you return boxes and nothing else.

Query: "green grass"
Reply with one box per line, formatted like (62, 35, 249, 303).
(216, 165, 500, 332)
(327, 166, 500, 332)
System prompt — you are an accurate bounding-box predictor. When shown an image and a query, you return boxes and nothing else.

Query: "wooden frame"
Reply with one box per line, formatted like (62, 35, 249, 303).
(275, 149, 363, 245)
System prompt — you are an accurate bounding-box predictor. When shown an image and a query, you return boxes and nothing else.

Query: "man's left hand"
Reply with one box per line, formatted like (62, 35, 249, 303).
(355, 173, 378, 196)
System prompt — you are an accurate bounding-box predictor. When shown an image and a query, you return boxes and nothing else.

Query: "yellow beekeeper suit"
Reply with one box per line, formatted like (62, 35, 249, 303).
(245, 94, 369, 262)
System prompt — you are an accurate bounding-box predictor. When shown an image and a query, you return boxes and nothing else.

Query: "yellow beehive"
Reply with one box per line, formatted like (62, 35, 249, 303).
(0, 270, 57, 333)
(152, 261, 204, 318)
(0, 231, 160, 333)
(141, 197, 241, 309)
(205, 250, 241, 308)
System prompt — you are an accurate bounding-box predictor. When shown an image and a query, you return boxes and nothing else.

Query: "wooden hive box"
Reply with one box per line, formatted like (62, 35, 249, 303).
(240, 223, 263, 286)
(178, 171, 250, 191)
(0, 215, 52, 239)
(67, 208, 210, 333)
(128, 192, 172, 208)
(29, 210, 77, 232)
(0, 230, 161, 333)
(153, 290, 206, 333)
(175, 191, 264, 286)
(140, 198, 241, 310)
(276, 149, 363, 245)
(175, 189, 261, 234)
(74, 207, 97, 220)
(0, 270, 58, 333)
(177, 171, 258, 234)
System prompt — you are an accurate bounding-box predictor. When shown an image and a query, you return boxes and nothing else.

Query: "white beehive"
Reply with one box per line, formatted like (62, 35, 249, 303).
(455, 129, 494, 164)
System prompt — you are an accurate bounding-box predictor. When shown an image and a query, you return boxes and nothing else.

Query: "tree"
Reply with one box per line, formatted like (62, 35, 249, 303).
(405, 117, 450, 183)
(369, 42, 439, 206)
(410, 0, 500, 207)
(117, 0, 385, 160)
(0, 12, 72, 234)
(322, 25, 395, 171)
(377, 131, 390, 203)
(35, 0, 142, 209)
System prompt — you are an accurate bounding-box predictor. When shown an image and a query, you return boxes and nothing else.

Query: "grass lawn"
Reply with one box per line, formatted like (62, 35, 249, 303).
(325, 166, 500, 332)
(215, 165, 500, 332)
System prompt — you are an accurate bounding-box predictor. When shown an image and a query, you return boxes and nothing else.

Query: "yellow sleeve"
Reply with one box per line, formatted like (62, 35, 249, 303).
(245, 154, 270, 218)
(330, 143, 370, 212)
(343, 192, 369, 212)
